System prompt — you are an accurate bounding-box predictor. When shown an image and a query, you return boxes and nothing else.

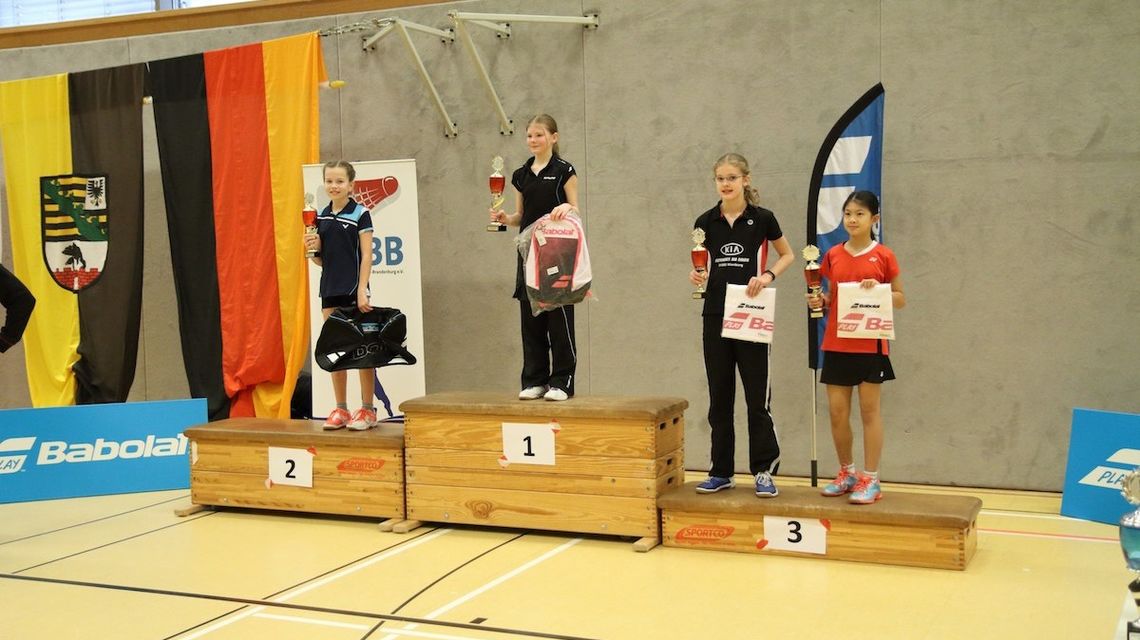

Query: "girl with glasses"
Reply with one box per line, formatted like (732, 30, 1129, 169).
(690, 153, 794, 497)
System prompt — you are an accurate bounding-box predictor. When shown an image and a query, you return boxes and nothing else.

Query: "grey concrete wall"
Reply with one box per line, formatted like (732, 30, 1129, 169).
(1, 0, 1137, 490)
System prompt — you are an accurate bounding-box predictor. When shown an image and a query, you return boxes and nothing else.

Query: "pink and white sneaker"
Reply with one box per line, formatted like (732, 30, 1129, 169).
(348, 407, 378, 431)
(322, 408, 352, 430)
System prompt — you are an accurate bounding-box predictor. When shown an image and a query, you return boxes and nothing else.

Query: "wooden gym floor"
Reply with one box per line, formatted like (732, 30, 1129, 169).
(0, 473, 1126, 640)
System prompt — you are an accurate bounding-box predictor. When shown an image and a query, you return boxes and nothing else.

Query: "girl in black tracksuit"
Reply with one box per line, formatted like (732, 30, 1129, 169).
(689, 153, 794, 496)
(489, 114, 579, 402)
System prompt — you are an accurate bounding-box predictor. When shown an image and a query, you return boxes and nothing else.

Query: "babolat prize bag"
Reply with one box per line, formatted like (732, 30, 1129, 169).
(315, 306, 417, 372)
(517, 212, 593, 316)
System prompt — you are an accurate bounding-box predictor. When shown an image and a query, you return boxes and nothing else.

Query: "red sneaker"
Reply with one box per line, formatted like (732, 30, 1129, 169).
(322, 407, 352, 430)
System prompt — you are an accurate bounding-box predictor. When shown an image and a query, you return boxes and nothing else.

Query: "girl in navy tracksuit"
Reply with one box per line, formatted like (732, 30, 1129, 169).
(304, 160, 377, 430)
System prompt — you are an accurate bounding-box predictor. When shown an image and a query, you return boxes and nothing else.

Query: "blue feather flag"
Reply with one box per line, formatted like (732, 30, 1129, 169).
(806, 83, 885, 369)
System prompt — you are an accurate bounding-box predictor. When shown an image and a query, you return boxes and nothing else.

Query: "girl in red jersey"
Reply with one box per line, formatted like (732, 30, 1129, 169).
(808, 190, 905, 504)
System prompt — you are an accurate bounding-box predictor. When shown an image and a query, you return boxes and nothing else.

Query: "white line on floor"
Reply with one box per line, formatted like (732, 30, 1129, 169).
(979, 528, 1116, 543)
(379, 537, 583, 640)
(253, 612, 370, 630)
(175, 528, 451, 639)
(979, 509, 1076, 521)
(253, 612, 493, 639)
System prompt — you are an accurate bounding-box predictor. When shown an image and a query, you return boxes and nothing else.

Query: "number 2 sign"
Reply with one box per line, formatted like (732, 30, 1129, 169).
(268, 447, 314, 488)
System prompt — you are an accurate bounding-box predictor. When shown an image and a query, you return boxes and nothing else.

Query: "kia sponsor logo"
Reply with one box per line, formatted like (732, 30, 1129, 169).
(721, 243, 744, 256)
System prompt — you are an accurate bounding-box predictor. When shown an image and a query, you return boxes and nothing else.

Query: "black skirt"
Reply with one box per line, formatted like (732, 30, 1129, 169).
(820, 351, 895, 386)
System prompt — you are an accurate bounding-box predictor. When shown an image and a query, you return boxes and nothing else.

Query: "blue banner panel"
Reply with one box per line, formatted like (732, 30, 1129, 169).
(0, 399, 206, 503)
(1061, 408, 1140, 525)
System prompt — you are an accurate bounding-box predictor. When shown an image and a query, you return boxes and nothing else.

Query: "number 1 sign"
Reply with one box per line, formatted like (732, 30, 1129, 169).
(501, 422, 558, 466)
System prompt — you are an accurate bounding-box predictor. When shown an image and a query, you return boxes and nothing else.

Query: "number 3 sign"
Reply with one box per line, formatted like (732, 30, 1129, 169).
(758, 516, 829, 555)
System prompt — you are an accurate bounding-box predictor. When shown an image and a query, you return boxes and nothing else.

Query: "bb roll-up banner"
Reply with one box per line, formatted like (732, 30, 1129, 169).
(806, 83, 884, 369)
(303, 160, 426, 422)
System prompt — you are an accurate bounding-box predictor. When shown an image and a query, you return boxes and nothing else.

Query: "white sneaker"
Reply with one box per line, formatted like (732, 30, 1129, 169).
(518, 386, 547, 400)
(543, 388, 569, 402)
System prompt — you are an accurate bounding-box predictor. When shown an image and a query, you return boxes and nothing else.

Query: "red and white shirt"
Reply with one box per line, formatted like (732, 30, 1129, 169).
(820, 241, 900, 354)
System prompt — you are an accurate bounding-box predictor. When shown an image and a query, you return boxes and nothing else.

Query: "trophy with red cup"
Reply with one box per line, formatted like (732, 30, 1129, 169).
(691, 228, 709, 299)
(487, 155, 507, 232)
(803, 244, 823, 318)
(302, 193, 318, 258)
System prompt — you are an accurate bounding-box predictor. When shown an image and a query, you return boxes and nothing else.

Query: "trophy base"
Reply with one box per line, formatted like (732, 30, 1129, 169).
(486, 223, 507, 232)
(809, 310, 823, 319)
(305, 250, 318, 259)
(1128, 621, 1140, 640)
(692, 291, 706, 300)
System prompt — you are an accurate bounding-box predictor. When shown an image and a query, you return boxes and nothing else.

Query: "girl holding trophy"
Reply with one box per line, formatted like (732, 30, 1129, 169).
(807, 190, 906, 504)
(303, 160, 378, 430)
(689, 153, 794, 496)
(489, 114, 580, 402)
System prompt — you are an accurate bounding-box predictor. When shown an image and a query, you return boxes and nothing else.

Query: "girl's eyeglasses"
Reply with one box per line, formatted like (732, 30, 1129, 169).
(714, 175, 742, 184)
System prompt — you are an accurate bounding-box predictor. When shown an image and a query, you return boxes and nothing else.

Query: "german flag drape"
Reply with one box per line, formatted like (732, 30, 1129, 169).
(0, 65, 145, 407)
(149, 33, 324, 420)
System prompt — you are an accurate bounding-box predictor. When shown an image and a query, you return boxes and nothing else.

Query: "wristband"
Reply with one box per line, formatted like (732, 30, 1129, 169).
(762, 269, 776, 281)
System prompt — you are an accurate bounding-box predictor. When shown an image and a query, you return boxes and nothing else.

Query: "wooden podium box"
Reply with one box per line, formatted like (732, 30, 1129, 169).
(400, 392, 687, 550)
(659, 483, 981, 570)
(185, 418, 404, 520)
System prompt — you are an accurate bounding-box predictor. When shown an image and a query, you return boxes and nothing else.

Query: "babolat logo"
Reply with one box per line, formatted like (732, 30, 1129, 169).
(851, 302, 881, 309)
(0, 437, 37, 474)
(1079, 448, 1140, 490)
(36, 434, 189, 465)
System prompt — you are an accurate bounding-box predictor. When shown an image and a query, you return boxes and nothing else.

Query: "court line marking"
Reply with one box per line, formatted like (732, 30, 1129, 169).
(978, 527, 1116, 543)
(378, 537, 583, 640)
(12, 510, 215, 574)
(176, 528, 452, 639)
(0, 493, 194, 547)
(254, 612, 370, 631)
(255, 613, 497, 640)
(979, 509, 1083, 521)
(0, 566, 598, 639)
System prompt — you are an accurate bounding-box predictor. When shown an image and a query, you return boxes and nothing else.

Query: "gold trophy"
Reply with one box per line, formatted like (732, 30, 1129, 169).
(691, 228, 710, 299)
(803, 244, 823, 318)
(302, 193, 318, 258)
(487, 155, 507, 232)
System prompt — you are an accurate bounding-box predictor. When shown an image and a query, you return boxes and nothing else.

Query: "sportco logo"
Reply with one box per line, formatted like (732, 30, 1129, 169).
(675, 524, 735, 543)
(337, 458, 386, 474)
(1079, 448, 1140, 490)
(0, 434, 187, 473)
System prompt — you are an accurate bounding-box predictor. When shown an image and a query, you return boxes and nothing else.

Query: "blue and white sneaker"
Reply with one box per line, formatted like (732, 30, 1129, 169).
(754, 472, 778, 498)
(848, 474, 882, 504)
(695, 476, 735, 493)
(821, 469, 858, 497)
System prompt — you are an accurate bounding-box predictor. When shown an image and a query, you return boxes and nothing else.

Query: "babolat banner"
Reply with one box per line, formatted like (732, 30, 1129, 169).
(1061, 408, 1140, 525)
(0, 398, 206, 503)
